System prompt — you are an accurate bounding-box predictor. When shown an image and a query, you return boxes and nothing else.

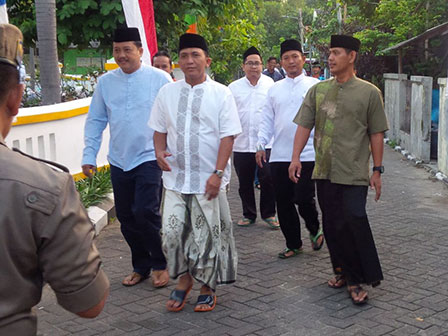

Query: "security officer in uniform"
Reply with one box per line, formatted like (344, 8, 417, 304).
(0, 24, 110, 335)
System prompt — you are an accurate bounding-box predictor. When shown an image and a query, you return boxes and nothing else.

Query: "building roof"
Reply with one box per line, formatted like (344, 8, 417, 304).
(381, 21, 448, 53)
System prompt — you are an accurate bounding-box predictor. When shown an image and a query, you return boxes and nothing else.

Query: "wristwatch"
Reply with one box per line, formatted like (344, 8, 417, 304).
(372, 166, 384, 174)
(213, 169, 224, 178)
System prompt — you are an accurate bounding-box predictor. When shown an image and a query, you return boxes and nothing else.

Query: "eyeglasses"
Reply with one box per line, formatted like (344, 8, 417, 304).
(245, 61, 262, 67)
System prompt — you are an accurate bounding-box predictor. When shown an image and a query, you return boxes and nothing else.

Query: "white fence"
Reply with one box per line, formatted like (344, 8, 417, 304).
(6, 98, 110, 178)
(384, 74, 448, 175)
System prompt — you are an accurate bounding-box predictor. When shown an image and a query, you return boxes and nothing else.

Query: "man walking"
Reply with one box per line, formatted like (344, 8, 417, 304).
(150, 33, 241, 312)
(290, 35, 387, 304)
(257, 39, 324, 259)
(82, 27, 171, 287)
(1, 24, 109, 335)
(229, 46, 278, 229)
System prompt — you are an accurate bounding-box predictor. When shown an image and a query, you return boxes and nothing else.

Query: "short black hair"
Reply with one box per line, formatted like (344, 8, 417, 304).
(152, 50, 172, 65)
(133, 41, 142, 48)
(0, 64, 19, 103)
(267, 56, 277, 63)
(343, 48, 359, 64)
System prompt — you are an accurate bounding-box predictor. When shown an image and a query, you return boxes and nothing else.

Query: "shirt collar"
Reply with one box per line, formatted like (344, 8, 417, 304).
(243, 75, 261, 88)
(118, 64, 143, 78)
(285, 73, 305, 83)
(336, 75, 357, 88)
(182, 74, 211, 89)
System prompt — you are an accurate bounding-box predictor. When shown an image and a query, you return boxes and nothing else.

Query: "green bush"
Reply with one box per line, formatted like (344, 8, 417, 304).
(76, 167, 112, 208)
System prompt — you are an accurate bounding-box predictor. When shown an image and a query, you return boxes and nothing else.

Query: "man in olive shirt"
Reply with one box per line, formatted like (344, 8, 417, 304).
(0, 24, 109, 335)
(289, 35, 388, 305)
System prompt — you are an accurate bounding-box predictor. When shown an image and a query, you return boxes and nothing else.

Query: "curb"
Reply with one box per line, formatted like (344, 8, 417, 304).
(87, 192, 116, 235)
(386, 139, 448, 187)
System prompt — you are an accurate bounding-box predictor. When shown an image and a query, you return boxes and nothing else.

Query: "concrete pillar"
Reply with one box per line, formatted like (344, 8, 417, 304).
(410, 76, 433, 162)
(438, 78, 448, 174)
(384, 73, 408, 141)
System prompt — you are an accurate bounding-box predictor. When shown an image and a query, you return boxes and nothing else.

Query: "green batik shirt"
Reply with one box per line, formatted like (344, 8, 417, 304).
(294, 76, 389, 186)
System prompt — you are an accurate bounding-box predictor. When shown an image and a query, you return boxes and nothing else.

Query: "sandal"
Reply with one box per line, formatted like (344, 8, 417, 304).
(310, 229, 324, 251)
(166, 285, 193, 312)
(278, 247, 302, 259)
(327, 275, 346, 289)
(194, 294, 217, 312)
(122, 272, 148, 287)
(263, 216, 280, 229)
(237, 218, 255, 227)
(348, 285, 368, 305)
(151, 269, 169, 288)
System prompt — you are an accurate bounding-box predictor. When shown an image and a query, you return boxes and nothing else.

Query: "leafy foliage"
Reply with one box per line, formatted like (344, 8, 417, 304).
(75, 167, 112, 208)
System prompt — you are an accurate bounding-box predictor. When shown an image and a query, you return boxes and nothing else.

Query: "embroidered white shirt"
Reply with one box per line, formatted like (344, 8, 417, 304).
(149, 76, 242, 194)
(228, 74, 274, 152)
(257, 74, 319, 162)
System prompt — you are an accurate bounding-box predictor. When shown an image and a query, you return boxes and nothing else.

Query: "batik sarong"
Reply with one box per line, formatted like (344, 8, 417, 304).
(161, 189, 237, 290)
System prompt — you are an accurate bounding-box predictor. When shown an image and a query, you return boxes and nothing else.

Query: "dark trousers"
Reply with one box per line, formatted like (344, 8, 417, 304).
(110, 161, 166, 276)
(270, 161, 320, 249)
(316, 180, 383, 286)
(233, 150, 276, 220)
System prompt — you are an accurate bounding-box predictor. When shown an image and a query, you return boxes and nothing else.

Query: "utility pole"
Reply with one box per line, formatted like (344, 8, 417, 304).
(298, 8, 305, 51)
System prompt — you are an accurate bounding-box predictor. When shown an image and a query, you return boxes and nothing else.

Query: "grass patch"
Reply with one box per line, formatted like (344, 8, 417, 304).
(388, 139, 398, 148)
(76, 167, 112, 208)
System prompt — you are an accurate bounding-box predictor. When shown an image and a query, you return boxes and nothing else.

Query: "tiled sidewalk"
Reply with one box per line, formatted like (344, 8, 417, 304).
(37, 146, 448, 335)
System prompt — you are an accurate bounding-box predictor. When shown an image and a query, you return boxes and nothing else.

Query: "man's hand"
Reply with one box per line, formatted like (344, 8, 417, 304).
(288, 160, 302, 183)
(205, 174, 221, 200)
(255, 150, 266, 168)
(82, 164, 97, 178)
(370, 172, 382, 201)
(156, 151, 172, 171)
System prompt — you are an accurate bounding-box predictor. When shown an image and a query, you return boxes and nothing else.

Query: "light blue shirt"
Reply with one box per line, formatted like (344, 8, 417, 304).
(82, 64, 171, 171)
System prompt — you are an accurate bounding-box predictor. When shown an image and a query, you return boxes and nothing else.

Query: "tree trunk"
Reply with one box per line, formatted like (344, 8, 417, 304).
(35, 0, 61, 105)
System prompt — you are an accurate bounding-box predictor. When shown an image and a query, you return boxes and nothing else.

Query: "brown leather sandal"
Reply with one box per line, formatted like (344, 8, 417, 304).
(348, 285, 368, 305)
(327, 275, 346, 289)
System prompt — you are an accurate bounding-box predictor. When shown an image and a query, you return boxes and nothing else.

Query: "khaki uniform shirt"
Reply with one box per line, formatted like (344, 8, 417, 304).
(0, 136, 109, 335)
(294, 76, 389, 186)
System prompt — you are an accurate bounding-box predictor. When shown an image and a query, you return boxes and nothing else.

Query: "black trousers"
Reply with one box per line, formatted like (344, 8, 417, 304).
(270, 161, 320, 249)
(233, 150, 276, 220)
(110, 161, 167, 276)
(316, 180, 383, 286)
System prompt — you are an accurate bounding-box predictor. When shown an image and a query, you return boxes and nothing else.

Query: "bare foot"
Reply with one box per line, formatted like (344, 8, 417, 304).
(152, 269, 169, 288)
(166, 274, 193, 310)
(122, 272, 146, 286)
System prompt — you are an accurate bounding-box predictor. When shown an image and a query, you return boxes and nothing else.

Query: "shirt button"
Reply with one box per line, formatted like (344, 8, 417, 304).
(27, 193, 38, 203)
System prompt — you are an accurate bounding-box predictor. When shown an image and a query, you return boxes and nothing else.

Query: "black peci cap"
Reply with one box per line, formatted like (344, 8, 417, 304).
(113, 27, 141, 43)
(178, 33, 208, 53)
(330, 35, 361, 52)
(280, 39, 303, 57)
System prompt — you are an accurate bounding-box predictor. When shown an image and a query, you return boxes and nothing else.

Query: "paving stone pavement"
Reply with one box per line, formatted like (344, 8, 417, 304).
(37, 146, 448, 336)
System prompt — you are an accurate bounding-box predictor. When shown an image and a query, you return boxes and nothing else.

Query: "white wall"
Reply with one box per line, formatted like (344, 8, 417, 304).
(6, 98, 110, 176)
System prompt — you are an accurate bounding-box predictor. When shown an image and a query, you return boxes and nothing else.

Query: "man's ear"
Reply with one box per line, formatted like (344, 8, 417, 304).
(349, 50, 357, 64)
(206, 57, 212, 68)
(6, 84, 24, 117)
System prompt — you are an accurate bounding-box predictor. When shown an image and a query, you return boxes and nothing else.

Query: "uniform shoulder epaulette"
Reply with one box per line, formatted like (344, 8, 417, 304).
(12, 147, 70, 173)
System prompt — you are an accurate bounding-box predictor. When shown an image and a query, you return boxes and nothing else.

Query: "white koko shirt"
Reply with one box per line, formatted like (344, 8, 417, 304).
(228, 74, 274, 152)
(257, 73, 319, 163)
(149, 76, 242, 194)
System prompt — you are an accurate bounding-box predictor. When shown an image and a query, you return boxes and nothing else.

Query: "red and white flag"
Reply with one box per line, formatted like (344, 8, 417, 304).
(121, 0, 158, 65)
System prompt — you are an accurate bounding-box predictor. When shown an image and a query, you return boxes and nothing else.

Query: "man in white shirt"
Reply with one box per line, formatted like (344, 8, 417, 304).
(149, 33, 241, 313)
(256, 39, 324, 259)
(229, 46, 278, 229)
